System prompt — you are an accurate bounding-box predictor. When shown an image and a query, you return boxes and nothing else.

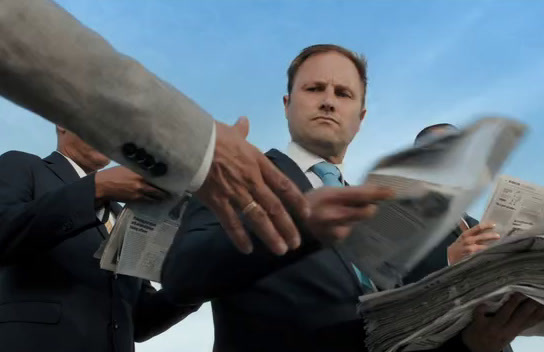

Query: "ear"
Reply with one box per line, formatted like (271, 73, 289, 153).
(354, 108, 367, 134)
(360, 108, 367, 122)
(283, 95, 290, 118)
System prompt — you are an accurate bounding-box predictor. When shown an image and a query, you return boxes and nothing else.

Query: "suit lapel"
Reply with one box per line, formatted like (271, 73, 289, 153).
(43, 152, 81, 184)
(265, 149, 313, 193)
(43, 152, 112, 240)
(265, 149, 365, 294)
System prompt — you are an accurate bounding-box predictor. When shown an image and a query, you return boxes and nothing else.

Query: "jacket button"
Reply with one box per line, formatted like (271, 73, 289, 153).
(139, 154, 156, 169)
(113, 321, 119, 330)
(134, 148, 148, 163)
(122, 143, 137, 158)
(62, 221, 73, 232)
(149, 162, 167, 177)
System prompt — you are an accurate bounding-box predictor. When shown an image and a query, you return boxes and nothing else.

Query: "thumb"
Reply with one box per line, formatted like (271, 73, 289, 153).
(233, 116, 249, 139)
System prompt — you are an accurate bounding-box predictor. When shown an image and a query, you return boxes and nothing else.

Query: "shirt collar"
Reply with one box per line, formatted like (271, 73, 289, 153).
(55, 151, 87, 178)
(286, 141, 345, 176)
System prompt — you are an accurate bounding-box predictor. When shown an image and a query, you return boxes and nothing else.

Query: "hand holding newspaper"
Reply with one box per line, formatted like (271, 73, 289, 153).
(359, 225, 544, 352)
(358, 176, 544, 352)
(99, 193, 191, 282)
(339, 117, 527, 289)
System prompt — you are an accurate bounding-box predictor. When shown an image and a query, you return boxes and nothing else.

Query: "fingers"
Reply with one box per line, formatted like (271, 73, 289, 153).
(471, 232, 501, 245)
(212, 200, 253, 254)
(244, 202, 290, 255)
(317, 204, 378, 225)
(494, 293, 527, 327)
(522, 303, 544, 330)
(462, 222, 496, 238)
(328, 185, 395, 206)
(250, 179, 301, 251)
(232, 116, 250, 138)
(508, 298, 541, 331)
(464, 244, 488, 255)
(234, 186, 291, 255)
(258, 154, 310, 218)
(472, 304, 490, 324)
(140, 183, 169, 200)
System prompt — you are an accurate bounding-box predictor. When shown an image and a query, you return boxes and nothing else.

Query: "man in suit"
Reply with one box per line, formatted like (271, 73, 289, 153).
(0, 0, 309, 258)
(0, 126, 199, 352)
(161, 45, 544, 352)
(404, 123, 501, 283)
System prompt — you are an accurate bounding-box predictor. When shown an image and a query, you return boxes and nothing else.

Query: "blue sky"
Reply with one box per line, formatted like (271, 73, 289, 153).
(1, 0, 543, 351)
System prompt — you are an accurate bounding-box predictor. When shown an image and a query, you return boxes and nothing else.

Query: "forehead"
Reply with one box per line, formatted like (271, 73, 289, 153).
(427, 126, 455, 136)
(293, 51, 362, 91)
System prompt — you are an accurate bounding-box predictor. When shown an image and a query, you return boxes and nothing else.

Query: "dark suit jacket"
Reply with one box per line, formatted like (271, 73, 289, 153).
(0, 151, 196, 352)
(162, 149, 471, 352)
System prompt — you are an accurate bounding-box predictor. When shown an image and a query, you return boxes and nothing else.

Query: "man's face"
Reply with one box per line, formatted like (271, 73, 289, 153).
(284, 51, 366, 161)
(59, 129, 110, 172)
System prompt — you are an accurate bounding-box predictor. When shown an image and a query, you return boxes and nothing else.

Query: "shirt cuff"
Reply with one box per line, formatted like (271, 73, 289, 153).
(187, 122, 216, 192)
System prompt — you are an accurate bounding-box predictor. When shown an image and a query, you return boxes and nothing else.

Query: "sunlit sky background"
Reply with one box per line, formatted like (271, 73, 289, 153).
(1, 1, 543, 351)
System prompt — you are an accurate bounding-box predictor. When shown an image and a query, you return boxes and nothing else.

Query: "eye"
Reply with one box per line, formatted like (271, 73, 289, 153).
(336, 89, 352, 98)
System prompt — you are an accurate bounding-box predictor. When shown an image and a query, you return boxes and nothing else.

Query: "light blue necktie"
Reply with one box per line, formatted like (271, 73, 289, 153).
(311, 161, 374, 291)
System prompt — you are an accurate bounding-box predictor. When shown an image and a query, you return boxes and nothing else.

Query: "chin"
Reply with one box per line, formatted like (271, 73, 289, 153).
(94, 159, 111, 170)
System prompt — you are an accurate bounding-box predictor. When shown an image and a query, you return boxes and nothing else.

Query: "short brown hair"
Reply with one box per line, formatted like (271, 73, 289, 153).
(287, 44, 368, 106)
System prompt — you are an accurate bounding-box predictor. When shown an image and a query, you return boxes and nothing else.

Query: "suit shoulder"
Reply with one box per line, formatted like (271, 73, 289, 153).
(0, 151, 42, 167)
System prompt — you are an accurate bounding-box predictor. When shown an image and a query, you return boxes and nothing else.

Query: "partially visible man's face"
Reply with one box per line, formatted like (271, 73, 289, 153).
(284, 51, 366, 162)
(58, 128, 110, 172)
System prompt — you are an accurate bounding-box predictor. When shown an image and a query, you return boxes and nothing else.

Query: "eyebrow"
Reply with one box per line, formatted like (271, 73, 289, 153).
(302, 81, 355, 93)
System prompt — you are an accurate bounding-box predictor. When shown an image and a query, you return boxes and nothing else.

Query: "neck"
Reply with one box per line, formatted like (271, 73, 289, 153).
(57, 147, 93, 174)
(296, 141, 345, 164)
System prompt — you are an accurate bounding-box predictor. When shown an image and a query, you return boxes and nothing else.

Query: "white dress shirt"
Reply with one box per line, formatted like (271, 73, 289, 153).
(56, 151, 116, 226)
(188, 123, 216, 192)
(285, 141, 345, 188)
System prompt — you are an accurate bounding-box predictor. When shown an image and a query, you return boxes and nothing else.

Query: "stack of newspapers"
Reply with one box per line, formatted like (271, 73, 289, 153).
(359, 176, 544, 352)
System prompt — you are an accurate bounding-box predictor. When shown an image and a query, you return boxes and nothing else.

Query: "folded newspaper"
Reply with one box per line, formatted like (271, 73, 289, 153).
(358, 225, 544, 352)
(99, 194, 191, 282)
(339, 117, 527, 289)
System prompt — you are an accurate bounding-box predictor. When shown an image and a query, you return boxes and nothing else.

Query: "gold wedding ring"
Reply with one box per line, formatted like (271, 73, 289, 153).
(242, 201, 258, 215)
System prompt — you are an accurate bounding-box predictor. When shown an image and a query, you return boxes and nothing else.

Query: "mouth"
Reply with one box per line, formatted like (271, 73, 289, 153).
(312, 116, 339, 125)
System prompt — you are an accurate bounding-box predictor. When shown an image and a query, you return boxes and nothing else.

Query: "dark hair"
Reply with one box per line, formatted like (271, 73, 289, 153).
(414, 123, 458, 144)
(287, 44, 368, 106)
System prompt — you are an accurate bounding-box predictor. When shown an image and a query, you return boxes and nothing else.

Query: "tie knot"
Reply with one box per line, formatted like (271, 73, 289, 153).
(311, 162, 343, 187)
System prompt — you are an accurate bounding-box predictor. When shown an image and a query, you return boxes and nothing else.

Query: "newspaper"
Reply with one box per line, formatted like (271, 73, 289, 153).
(99, 193, 191, 282)
(359, 226, 544, 352)
(482, 175, 544, 238)
(339, 117, 527, 289)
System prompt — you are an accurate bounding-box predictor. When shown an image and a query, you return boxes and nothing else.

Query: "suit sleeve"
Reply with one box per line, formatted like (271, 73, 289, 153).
(160, 197, 322, 305)
(0, 0, 214, 194)
(0, 151, 102, 264)
(132, 280, 201, 342)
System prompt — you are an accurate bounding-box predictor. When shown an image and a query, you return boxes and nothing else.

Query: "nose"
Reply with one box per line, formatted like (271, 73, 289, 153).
(319, 87, 336, 113)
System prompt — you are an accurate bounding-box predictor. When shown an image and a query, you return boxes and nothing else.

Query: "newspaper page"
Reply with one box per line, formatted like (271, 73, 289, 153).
(481, 175, 544, 238)
(339, 117, 527, 289)
(100, 193, 191, 282)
